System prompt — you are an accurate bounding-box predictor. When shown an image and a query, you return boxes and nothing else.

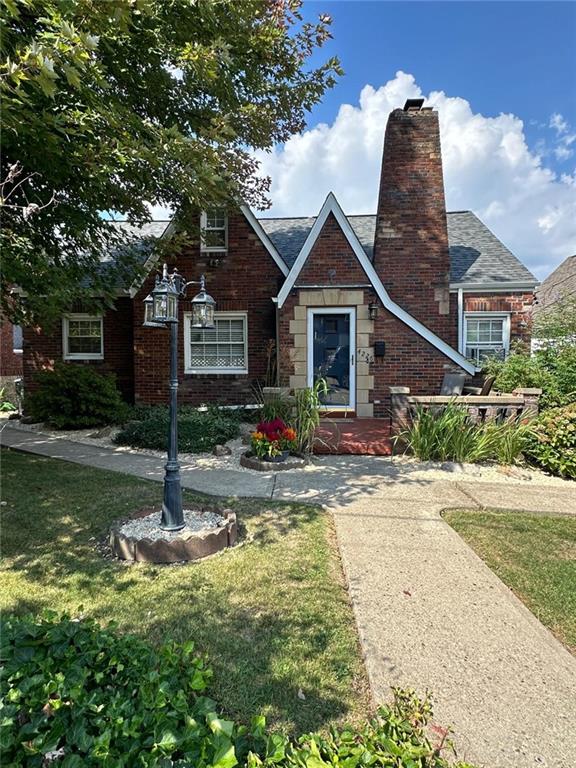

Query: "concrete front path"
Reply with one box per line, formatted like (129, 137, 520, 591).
(2, 424, 576, 767)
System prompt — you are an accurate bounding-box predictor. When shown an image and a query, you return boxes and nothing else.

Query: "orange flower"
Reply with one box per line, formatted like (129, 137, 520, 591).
(283, 427, 297, 441)
(252, 431, 265, 440)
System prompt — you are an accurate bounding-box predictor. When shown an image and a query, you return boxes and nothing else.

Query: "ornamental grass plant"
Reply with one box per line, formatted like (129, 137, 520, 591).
(396, 403, 533, 465)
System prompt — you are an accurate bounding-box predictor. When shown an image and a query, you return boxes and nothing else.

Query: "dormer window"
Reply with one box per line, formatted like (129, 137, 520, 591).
(201, 209, 227, 252)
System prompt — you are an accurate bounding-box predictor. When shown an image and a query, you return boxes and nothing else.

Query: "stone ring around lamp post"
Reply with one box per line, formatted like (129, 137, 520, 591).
(142, 263, 216, 533)
(110, 507, 238, 564)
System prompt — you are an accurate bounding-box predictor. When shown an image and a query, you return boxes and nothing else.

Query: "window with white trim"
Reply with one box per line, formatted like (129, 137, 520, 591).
(200, 209, 227, 252)
(12, 324, 23, 354)
(63, 315, 104, 360)
(464, 313, 510, 364)
(184, 312, 247, 374)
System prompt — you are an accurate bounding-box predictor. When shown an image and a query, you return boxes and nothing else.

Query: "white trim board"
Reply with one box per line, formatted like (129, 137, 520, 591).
(276, 192, 477, 375)
(239, 205, 289, 276)
(449, 282, 538, 292)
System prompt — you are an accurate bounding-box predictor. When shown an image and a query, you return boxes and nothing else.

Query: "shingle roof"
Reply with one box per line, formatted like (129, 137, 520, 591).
(258, 215, 376, 266)
(446, 211, 536, 285)
(534, 255, 576, 314)
(112, 210, 536, 288)
(260, 211, 536, 285)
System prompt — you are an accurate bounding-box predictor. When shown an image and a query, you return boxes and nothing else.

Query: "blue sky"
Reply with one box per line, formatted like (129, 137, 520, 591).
(303, 1, 576, 177)
(253, 1, 576, 279)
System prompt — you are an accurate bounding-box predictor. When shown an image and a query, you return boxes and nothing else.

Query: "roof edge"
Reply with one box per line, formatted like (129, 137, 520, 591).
(276, 192, 477, 375)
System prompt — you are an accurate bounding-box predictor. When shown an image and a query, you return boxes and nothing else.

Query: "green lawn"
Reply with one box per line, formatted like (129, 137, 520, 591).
(444, 508, 576, 653)
(0, 449, 369, 735)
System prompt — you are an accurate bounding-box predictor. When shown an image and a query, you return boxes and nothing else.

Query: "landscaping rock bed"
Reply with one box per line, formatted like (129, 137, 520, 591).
(110, 507, 237, 563)
(240, 451, 307, 472)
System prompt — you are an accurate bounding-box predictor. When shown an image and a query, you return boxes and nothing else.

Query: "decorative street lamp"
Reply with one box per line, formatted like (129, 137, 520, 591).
(143, 263, 216, 531)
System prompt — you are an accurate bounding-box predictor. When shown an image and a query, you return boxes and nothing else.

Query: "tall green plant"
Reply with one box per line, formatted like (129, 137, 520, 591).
(293, 379, 328, 454)
(396, 403, 531, 465)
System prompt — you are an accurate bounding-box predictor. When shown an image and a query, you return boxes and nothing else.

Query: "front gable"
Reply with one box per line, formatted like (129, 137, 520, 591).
(296, 211, 369, 286)
(277, 193, 477, 375)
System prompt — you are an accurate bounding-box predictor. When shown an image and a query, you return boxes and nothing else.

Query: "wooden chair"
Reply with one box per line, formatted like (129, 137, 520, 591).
(463, 375, 496, 396)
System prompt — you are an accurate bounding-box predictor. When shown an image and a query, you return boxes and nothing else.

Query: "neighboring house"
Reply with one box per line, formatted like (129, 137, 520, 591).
(533, 254, 576, 318)
(22, 99, 538, 418)
(531, 255, 576, 350)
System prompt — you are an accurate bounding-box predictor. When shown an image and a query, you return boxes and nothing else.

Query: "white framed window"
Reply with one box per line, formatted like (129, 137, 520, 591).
(12, 324, 23, 354)
(463, 313, 510, 364)
(200, 209, 227, 252)
(62, 315, 104, 360)
(184, 312, 247, 374)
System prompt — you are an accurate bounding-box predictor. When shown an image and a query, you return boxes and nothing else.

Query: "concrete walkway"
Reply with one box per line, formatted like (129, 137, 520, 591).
(2, 424, 576, 767)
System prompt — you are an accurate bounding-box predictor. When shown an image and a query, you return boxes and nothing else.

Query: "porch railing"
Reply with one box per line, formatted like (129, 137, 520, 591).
(389, 386, 542, 433)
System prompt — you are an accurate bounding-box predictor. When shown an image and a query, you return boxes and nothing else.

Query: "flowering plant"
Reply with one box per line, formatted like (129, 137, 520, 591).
(251, 418, 298, 460)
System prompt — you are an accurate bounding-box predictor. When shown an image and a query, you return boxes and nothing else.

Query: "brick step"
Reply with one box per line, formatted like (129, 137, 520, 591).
(314, 418, 393, 456)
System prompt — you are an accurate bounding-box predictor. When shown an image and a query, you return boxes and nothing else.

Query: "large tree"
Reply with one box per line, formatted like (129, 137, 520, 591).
(0, 0, 340, 322)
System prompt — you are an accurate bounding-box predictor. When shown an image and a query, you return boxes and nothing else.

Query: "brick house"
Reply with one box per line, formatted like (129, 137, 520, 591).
(22, 99, 538, 419)
(1, 317, 23, 402)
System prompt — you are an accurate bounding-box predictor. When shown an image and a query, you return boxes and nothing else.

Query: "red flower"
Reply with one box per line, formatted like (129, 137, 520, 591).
(257, 418, 287, 438)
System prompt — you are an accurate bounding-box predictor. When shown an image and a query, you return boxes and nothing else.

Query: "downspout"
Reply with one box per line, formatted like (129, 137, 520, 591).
(272, 297, 280, 385)
(457, 288, 464, 355)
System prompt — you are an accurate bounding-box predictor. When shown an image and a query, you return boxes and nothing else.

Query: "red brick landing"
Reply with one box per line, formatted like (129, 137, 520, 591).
(314, 418, 393, 456)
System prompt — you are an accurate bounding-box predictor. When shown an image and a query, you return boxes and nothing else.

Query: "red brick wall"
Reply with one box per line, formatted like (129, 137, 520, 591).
(0, 318, 23, 376)
(373, 107, 454, 345)
(133, 212, 284, 405)
(22, 299, 134, 401)
(297, 212, 370, 285)
(278, 215, 466, 417)
(371, 307, 465, 418)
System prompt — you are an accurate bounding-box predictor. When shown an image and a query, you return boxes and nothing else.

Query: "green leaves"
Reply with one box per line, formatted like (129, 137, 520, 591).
(114, 406, 241, 453)
(1, 614, 473, 768)
(1, 0, 340, 323)
(396, 403, 533, 466)
(525, 403, 576, 478)
(26, 363, 129, 429)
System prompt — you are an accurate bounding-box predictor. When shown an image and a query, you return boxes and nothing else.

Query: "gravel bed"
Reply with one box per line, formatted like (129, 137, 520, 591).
(119, 509, 226, 541)
(6, 419, 573, 486)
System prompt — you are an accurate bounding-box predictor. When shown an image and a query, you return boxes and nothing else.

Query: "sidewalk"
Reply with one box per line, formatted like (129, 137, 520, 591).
(3, 423, 576, 767)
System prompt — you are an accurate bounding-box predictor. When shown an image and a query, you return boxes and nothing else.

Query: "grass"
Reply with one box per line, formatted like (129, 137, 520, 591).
(0, 448, 369, 735)
(444, 508, 576, 653)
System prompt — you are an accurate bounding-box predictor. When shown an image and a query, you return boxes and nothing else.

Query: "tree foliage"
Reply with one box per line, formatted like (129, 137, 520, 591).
(0, 0, 341, 322)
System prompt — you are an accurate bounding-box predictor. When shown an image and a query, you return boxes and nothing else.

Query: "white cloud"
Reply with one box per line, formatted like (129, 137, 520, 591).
(254, 72, 576, 280)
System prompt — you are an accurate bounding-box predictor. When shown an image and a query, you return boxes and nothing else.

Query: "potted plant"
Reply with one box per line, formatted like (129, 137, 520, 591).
(250, 418, 298, 462)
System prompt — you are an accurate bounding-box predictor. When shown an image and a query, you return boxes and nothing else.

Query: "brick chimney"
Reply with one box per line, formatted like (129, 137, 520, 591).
(373, 99, 453, 343)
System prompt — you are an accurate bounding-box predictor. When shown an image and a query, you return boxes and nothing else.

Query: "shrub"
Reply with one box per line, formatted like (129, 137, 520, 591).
(26, 364, 128, 429)
(487, 344, 576, 409)
(1, 613, 472, 768)
(525, 403, 576, 479)
(0, 612, 249, 768)
(251, 688, 472, 768)
(397, 404, 531, 465)
(114, 408, 240, 453)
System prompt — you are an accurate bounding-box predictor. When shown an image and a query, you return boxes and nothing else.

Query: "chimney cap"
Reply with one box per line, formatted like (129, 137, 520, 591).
(403, 98, 425, 111)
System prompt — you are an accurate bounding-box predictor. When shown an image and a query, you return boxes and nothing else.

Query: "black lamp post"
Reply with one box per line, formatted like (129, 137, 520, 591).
(144, 263, 216, 531)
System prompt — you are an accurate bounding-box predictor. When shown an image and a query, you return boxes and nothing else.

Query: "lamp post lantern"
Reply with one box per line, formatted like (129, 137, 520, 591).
(144, 263, 216, 531)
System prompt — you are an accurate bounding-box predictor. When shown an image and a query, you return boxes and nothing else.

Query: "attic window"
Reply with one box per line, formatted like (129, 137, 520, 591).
(201, 210, 227, 252)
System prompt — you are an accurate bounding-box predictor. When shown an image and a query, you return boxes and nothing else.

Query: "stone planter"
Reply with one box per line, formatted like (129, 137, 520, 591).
(110, 508, 237, 564)
(240, 451, 307, 472)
